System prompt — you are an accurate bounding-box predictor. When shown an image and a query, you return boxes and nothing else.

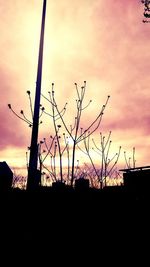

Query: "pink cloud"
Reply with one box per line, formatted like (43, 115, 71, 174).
(1, 0, 150, 170)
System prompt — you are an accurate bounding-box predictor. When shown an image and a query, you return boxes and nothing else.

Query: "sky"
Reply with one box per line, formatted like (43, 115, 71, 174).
(0, 0, 150, 176)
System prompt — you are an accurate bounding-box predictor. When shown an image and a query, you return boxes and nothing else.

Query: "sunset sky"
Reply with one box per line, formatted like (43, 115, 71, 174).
(0, 0, 150, 176)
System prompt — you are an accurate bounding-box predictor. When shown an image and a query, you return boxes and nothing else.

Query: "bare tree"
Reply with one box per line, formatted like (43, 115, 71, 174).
(124, 147, 136, 169)
(8, 90, 45, 187)
(42, 81, 110, 186)
(78, 131, 121, 188)
(8, 83, 111, 189)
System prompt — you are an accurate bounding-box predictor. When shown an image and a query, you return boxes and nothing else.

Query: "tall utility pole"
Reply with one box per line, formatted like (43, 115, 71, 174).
(27, 0, 47, 190)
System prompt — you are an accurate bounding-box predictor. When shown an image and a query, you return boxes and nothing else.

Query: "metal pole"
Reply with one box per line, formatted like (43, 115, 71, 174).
(27, 0, 47, 190)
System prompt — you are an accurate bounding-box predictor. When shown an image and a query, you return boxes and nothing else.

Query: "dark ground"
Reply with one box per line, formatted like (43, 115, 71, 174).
(0, 186, 149, 264)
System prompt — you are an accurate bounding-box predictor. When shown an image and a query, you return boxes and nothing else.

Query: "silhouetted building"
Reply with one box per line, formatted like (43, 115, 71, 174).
(120, 166, 150, 195)
(75, 178, 89, 191)
(0, 161, 13, 191)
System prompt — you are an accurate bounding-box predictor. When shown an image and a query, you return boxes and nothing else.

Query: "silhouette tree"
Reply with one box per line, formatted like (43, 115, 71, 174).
(78, 131, 121, 188)
(124, 147, 136, 169)
(41, 85, 69, 182)
(8, 80, 129, 190)
(8, 90, 43, 128)
(8, 90, 44, 186)
(42, 81, 110, 186)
